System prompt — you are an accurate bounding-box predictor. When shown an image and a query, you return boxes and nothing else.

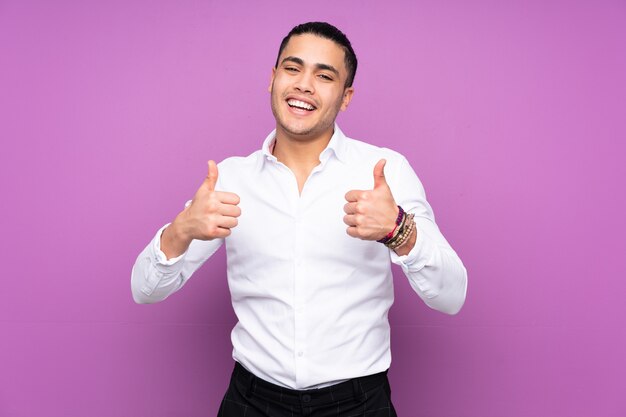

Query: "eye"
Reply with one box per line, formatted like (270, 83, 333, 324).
(318, 74, 333, 81)
(284, 66, 299, 73)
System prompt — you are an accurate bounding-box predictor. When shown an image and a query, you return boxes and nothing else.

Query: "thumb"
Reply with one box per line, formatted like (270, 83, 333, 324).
(204, 160, 219, 191)
(373, 159, 388, 189)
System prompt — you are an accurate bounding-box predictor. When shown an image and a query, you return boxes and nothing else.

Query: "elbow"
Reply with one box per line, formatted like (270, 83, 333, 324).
(130, 274, 167, 304)
(130, 267, 160, 304)
(131, 285, 168, 304)
(429, 292, 465, 315)
(443, 268, 468, 315)
(428, 267, 468, 315)
(440, 296, 465, 315)
(131, 288, 152, 304)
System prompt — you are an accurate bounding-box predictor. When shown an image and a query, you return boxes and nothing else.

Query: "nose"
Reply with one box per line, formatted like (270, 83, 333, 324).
(294, 71, 315, 94)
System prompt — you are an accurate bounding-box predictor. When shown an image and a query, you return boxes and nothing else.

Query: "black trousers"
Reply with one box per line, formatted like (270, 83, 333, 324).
(217, 362, 398, 417)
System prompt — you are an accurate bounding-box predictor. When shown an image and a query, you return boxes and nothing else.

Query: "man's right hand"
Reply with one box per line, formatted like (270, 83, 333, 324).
(160, 160, 241, 259)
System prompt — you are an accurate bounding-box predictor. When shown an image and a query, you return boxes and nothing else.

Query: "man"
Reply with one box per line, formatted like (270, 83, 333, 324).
(132, 22, 467, 416)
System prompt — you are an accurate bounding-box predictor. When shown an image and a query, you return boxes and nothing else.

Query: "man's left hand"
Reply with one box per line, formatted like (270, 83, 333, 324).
(343, 159, 399, 241)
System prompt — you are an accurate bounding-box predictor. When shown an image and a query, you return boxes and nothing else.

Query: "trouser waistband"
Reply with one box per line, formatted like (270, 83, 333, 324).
(232, 362, 390, 406)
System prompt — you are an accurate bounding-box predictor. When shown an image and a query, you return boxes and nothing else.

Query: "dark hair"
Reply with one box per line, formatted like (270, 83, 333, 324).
(275, 22, 358, 88)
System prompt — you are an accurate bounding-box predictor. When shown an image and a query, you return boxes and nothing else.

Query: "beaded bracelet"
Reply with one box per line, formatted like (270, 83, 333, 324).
(387, 214, 415, 250)
(387, 213, 415, 250)
(377, 206, 405, 244)
(386, 212, 409, 246)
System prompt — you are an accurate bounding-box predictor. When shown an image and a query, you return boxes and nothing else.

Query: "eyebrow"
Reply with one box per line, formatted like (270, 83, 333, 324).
(280, 56, 340, 77)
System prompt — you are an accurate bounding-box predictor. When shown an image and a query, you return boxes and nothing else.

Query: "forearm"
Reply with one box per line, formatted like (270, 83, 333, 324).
(160, 219, 193, 260)
(391, 218, 467, 314)
(131, 240, 186, 303)
(383, 156, 467, 314)
(131, 224, 223, 304)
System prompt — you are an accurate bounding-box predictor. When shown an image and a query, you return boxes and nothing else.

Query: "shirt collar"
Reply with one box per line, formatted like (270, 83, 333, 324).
(261, 124, 348, 165)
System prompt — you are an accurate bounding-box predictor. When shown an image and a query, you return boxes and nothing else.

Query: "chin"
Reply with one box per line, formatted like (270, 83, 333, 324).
(279, 119, 316, 137)
(284, 127, 316, 139)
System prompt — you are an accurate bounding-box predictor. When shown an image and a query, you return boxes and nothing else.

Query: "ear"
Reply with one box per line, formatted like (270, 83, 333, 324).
(268, 67, 276, 93)
(340, 87, 354, 111)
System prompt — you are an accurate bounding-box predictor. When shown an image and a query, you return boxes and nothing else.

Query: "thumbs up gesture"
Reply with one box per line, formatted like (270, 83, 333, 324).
(343, 159, 400, 241)
(161, 160, 241, 259)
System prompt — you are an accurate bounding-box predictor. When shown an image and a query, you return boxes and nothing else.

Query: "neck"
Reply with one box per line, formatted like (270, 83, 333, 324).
(272, 128, 334, 170)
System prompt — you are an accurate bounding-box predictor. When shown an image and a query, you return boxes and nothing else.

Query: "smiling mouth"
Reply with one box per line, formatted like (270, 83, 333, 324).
(287, 99, 316, 111)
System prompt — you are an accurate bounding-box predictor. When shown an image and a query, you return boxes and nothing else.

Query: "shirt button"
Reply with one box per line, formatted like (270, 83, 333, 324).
(297, 351, 304, 357)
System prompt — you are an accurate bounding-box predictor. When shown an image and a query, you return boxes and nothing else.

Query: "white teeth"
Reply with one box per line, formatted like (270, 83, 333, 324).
(287, 99, 315, 110)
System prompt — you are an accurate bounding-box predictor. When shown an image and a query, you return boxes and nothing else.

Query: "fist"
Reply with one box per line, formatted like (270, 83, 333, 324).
(343, 159, 399, 241)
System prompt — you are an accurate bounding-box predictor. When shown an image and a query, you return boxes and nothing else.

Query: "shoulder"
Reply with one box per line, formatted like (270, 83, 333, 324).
(217, 150, 264, 172)
(342, 135, 409, 167)
(214, 150, 265, 192)
(340, 134, 422, 192)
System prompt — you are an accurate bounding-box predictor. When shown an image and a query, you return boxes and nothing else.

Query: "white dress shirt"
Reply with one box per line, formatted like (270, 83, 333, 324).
(131, 125, 467, 389)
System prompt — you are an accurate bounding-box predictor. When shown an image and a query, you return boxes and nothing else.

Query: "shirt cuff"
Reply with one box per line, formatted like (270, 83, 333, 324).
(151, 223, 187, 267)
(389, 223, 436, 272)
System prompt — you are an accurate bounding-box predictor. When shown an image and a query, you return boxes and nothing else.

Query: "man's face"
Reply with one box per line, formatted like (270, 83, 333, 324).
(269, 34, 354, 141)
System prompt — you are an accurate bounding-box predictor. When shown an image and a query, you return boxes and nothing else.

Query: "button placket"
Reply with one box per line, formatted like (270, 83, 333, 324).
(293, 199, 308, 385)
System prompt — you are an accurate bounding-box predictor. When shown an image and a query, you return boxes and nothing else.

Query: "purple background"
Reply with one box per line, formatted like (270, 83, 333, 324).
(1, 1, 625, 416)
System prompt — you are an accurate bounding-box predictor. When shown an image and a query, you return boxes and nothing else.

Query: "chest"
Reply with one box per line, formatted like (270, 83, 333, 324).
(221, 161, 377, 261)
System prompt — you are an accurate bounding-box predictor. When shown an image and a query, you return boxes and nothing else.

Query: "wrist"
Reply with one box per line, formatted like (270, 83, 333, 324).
(382, 209, 415, 252)
(161, 219, 192, 259)
(377, 205, 403, 243)
(392, 224, 417, 256)
(169, 216, 191, 243)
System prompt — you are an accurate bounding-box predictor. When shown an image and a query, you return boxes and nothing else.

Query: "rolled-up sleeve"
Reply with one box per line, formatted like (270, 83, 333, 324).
(131, 223, 223, 304)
